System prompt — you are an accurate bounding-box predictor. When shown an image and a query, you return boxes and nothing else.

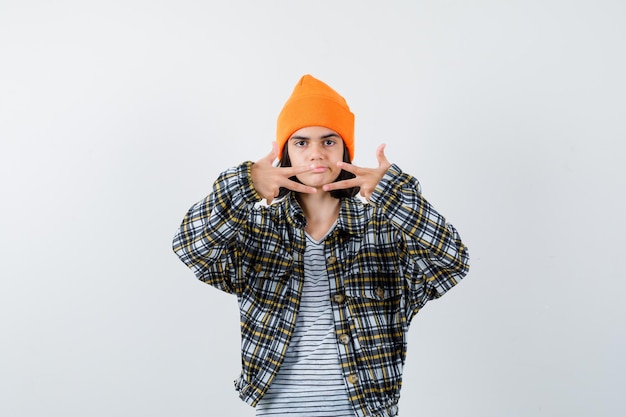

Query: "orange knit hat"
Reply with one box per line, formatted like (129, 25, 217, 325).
(276, 75, 355, 160)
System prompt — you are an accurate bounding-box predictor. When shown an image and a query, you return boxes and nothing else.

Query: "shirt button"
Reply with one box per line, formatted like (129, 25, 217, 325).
(347, 374, 359, 384)
(375, 286, 385, 299)
(338, 333, 350, 345)
(327, 255, 337, 265)
(332, 293, 346, 304)
(253, 263, 262, 272)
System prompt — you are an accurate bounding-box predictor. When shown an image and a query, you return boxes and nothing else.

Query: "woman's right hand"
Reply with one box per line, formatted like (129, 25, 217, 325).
(250, 142, 317, 202)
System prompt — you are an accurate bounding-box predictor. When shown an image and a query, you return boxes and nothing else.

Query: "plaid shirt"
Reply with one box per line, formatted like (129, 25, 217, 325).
(172, 162, 469, 417)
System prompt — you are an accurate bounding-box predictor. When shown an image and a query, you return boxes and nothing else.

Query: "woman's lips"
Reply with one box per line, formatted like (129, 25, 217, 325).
(310, 165, 327, 173)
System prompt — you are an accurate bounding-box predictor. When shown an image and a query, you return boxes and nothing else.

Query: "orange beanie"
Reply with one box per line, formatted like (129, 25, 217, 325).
(276, 75, 355, 160)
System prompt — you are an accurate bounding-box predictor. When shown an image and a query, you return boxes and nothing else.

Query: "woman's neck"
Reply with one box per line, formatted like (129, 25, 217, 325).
(297, 192, 341, 241)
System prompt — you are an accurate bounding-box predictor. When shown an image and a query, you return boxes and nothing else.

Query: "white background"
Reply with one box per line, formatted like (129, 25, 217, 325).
(1, 1, 625, 416)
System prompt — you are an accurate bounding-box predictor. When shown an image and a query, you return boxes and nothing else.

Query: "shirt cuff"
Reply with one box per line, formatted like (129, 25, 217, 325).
(237, 161, 262, 204)
(369, 163, 404, 205)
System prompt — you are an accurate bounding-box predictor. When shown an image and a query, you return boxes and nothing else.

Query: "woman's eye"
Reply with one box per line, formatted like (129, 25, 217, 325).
(324, 140, 335, 146)
(295, 140, 307, 147)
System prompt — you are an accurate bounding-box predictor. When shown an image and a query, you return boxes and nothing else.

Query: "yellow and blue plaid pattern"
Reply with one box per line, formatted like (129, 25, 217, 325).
(173, 162, 469, 417)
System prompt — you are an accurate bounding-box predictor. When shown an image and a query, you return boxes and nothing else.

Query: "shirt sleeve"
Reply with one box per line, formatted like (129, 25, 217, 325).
(172, 161, 261, 294)
(369, 164, 470, 317)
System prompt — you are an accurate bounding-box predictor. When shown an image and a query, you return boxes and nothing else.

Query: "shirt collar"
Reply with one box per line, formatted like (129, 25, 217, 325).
(337, 197, 367, 236)
(283, 193, 366, 236)
(284, 193, 307, 229)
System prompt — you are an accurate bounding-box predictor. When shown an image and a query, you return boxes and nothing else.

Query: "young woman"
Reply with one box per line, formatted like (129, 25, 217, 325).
(173, 75, 470, 417)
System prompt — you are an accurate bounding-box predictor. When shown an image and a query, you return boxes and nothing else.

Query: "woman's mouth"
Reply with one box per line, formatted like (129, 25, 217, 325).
(310, 165, 327, 173)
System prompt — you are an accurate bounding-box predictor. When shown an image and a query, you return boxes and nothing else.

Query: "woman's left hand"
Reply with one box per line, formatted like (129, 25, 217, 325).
(322, 144, 391, 201)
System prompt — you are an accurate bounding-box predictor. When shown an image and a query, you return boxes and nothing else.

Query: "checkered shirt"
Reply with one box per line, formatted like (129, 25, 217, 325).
(172, 162, 470, 417)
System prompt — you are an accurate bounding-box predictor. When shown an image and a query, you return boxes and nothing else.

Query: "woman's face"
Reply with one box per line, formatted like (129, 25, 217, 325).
(287, 126, 345, 189)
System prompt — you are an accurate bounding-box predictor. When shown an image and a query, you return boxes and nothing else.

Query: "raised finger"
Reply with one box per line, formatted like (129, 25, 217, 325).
(376, 144, 391, 168)
(269, 141, 281, 165)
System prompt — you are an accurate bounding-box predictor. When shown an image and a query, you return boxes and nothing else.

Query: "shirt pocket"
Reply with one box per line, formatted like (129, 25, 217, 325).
(344, 268, 404, 349)
(240, 254, 292, 324)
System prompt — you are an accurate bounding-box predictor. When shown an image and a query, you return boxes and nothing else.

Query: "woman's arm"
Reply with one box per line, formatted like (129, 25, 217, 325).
(172, 162, 260, 293)
(370, 164, 470, 318)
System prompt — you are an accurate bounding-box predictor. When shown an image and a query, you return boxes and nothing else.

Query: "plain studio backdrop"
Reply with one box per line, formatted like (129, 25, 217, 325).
(1, 1, 624, 416)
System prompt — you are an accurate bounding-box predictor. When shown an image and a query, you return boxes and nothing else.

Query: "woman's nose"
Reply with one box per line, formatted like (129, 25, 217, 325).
(308, 142, 324, 159)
